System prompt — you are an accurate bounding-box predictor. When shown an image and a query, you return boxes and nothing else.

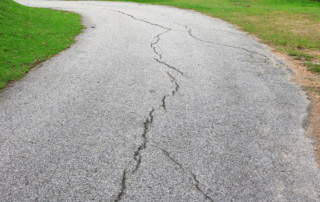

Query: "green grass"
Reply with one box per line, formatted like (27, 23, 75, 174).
(0, 0, 83, 89)
(305, 62, 320, 73)
(105, 0, 320, 73)
(289, 50, 314, 61)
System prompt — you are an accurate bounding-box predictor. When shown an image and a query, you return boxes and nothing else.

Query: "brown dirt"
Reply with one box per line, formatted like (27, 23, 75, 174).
(272, 13, 320, 38)
(274, 51, 320, 164)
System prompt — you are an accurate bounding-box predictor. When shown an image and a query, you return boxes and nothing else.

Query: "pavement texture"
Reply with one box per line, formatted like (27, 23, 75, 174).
(1, 0, 320, 201)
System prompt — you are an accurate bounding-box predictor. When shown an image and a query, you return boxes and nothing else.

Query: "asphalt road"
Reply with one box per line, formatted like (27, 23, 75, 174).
(2, 0, 320, 201)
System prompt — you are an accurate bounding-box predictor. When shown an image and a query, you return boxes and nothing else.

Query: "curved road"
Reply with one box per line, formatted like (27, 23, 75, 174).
(1, 0, 320, 201)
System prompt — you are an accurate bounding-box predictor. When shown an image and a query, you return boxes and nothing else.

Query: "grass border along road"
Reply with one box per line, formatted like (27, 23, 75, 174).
(0, 0, 83, 89)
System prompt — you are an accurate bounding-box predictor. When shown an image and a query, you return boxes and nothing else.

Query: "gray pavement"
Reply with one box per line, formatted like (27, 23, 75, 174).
(1, 0, 320, 201)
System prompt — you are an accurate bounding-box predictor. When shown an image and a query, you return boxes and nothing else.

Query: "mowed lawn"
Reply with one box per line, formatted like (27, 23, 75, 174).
(107, 0, 320, 72)
(0, 0, 83, 89)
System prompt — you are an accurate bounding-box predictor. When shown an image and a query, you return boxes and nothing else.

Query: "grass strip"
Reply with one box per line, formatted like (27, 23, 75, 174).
(0, 0, 83, 89)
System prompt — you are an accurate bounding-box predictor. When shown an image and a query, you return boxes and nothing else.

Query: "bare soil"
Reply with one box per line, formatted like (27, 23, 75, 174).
(275, 51, 320, 164)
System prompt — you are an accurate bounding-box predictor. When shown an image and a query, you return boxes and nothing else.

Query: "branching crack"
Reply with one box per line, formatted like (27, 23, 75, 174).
(151, 30, 171, 60)
(133, 108, 155, 174)
(155, 58, 184, 76)
(110, 9, 186, 201)
(110, 9, 185, 76)
(167, 72, 180, 96)
(154, 145, 214, 202)
(177, 23, 269, 59)
(109, 9, 170, 30)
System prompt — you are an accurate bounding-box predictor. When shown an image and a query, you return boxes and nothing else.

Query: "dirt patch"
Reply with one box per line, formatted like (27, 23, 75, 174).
(307, 91, 320, 163)
(274, 51, 320, 164)
(272, 13, 320, 38)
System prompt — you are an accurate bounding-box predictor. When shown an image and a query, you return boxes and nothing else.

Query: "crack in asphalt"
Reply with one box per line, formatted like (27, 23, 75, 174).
(167, 72, 180, 96)
(115, 170, 127, 202)
(161, 95, 167, 110)
(109, 9, 170, 30)
(110, 9, 187, 201)
(154, 58, 184, 76)
(151, 30, 171, 60)
(6, 2, 320, 201)
(110, 9, 185, 76)
(191, 173, 214, 202)
(153, 145, 214, 202)
(133, 108, 155, 174)
(176, 23, 269, 59)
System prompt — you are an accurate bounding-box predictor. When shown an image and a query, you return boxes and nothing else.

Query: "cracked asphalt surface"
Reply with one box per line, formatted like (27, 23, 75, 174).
(1, 0, 320, 201)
